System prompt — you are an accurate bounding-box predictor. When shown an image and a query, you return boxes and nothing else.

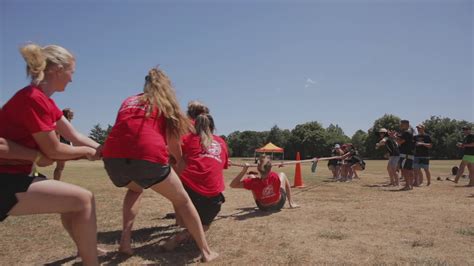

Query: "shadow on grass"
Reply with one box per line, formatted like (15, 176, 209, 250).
(44, 255, 77, 266)
(96, 241, 201, 265)
(47, 225, 200, 265)
(216, 207, 274, 221)
(97, 224, 177, 245)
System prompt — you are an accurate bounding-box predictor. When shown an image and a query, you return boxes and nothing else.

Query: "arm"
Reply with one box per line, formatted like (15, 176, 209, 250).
(229, 164, 249, 189)
(56, 117, 100, 148)
(375, 138, 387, 149)
(0, 138, 54, 167)
(166, 134, 183, 166)
(32, 131, 96, 160)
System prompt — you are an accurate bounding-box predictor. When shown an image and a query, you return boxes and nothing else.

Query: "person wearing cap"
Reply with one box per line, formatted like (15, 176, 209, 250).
(450, 126, 474, 186)
(327, 144, 344, 179)
(413, 124, 433, 186)
(393, 120, 416, 190)
(376, 128, 400, 186)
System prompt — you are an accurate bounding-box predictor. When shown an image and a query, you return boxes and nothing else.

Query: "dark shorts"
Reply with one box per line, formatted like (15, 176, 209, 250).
(398, 156, 414, 170)
(256, 188, 287, 212)
(103, 158, 171, 189)
(414, 157, 430, 169)
(184, 186, 225, 226)
(0, 173, 43, 222)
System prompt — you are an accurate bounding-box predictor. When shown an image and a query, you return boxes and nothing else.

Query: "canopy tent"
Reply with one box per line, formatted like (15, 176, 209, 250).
(254, 142, 284, 161)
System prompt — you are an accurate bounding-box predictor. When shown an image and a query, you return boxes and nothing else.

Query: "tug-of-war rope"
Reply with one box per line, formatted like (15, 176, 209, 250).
(228, 155, 344, 168)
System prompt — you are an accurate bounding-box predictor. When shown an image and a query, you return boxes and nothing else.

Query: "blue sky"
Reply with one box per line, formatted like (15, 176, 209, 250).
(1, 0, 472, 137)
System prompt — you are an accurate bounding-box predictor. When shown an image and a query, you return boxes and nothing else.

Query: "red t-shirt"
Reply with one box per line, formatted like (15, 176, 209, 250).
(243, 172, 281, 205)
(0, 85, 63, 174)
(180, 134, 228, 197)
(102, 94, 169, 164)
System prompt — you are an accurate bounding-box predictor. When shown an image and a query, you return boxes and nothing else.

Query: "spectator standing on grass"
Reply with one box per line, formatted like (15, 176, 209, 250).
(413, 124, 433, 186)
(394, 120, 416, 191)
(376, 128, 400, 186)
(449, 126, 474, 186)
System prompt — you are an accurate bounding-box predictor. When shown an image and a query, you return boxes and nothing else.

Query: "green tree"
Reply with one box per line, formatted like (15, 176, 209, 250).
(351, 130, 368, 156)
(89, 123, 112, 144)
(325, 124, 351, 152)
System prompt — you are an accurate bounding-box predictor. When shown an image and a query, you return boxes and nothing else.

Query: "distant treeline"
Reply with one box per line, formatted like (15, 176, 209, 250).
(89, 114, 473, 160)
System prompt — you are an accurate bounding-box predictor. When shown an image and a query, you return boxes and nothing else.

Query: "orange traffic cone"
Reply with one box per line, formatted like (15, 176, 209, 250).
(292, 152, 305, 188)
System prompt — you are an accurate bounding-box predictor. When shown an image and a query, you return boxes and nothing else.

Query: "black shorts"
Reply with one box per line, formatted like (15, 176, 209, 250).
(103, 158, 171, 189)
(0, 173, 42, 222)
(184, 186, 225, 226)
(327, 159, 338, 167)
(398, 156, 414, 170)
(256, 188, 286, 212)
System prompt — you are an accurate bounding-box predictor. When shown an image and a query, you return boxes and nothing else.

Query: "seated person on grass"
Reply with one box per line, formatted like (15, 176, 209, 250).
(229, 155, 299, 211)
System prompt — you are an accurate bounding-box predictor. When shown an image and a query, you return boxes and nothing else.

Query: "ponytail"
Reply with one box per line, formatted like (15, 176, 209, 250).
(19, 43, 74, 85)
(141, 67, 192, 138)
(195, 114, 215, 150)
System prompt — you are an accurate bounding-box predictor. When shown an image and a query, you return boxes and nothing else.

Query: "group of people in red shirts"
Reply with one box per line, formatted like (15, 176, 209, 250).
(0, 43, 299, 265)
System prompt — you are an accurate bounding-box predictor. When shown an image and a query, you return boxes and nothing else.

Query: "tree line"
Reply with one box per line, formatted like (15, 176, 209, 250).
(89, 114, 472, 160)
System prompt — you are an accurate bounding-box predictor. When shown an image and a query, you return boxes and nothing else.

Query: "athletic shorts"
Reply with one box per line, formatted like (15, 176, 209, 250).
(462, 155, 474, 164)
(0, 173, 45, 222)
(103, 158, 171, 189)
(414, 157, 430, 169)
(388, 156, 399, 168)
(398, 155, 414, 170)
(184, 186, 225, 226)
(256, 188, 286, 212)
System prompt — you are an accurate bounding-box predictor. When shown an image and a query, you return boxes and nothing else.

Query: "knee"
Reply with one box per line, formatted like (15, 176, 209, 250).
(73, 190, 95, 212)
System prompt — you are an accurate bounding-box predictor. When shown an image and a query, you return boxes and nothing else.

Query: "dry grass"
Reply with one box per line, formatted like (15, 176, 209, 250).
(0, 160, 473, 265)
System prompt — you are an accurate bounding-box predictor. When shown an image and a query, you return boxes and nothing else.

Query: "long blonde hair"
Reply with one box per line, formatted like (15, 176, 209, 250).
(19, 43, 74, 85)
(195, 113, 215, 150)
(141, 67, 191, 138)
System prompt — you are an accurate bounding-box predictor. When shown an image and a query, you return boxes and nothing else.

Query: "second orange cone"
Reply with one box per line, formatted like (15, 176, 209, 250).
(292, 152, 305, 188)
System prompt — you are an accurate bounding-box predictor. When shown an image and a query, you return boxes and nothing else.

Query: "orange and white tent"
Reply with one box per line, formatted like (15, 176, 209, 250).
(255, 142, 284, 160)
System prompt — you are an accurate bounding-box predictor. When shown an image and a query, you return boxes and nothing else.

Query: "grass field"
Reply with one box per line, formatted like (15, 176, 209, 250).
(1, 159, 473, 265)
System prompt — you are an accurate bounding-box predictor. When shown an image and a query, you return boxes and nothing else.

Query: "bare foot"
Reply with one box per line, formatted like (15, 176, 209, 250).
(77, 247, 109, 258)
(426, 182, 431, 186)
(118, 246, 134, 256)
(201, 250, 219, 263)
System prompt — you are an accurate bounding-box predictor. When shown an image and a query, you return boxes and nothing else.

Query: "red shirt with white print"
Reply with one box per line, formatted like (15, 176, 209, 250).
(0, 85, 63, 174)
(243, 171, 281, 205)
(180, 133, 228, 197)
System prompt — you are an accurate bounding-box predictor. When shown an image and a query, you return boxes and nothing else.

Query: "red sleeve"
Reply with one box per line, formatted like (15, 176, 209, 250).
(242, 178, 254, 190)
(221, 139, 229, 169)
(21, 96, 62, 134)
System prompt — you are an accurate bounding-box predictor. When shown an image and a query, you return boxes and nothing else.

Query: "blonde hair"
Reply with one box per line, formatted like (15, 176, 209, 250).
(195, 114, 215, 150)
(257, 155, 272, 176)
(141, 67, 191, 138)
(19, 43, 75, 85)
(187, 100, 210, 120)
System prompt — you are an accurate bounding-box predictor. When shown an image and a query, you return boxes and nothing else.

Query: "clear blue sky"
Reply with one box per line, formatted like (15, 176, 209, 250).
(1, 0, 472, 137)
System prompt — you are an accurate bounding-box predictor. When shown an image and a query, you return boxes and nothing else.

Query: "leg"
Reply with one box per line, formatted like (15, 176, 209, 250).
(53, 161, 66, 181)
(387, 164, 394, 185)
(150, 170, 218, 262)
(413, 169, 422, 186)
(279, 172, 298, 208)
(454, 160, 467, 183)
(120, 183, 144, 255)
(424, 167, 431, 186)
(9, 179, 98, 266)
(402, 169, 413, 190)
(468, 163, 474, 187)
